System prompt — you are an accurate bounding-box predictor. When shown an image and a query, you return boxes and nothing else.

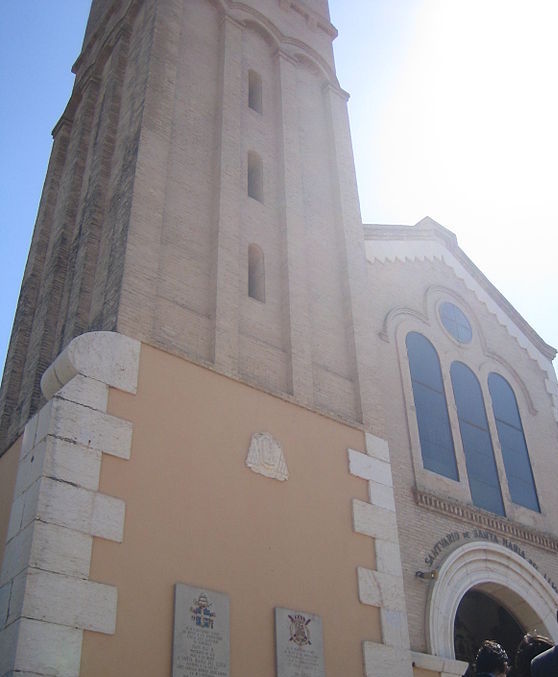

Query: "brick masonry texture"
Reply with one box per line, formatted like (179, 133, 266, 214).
(0, 0, 377, 455)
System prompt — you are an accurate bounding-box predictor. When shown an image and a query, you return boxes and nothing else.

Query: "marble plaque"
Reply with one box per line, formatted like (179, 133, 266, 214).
(275, 607, 326, 677)
(173, 583, 230, 677)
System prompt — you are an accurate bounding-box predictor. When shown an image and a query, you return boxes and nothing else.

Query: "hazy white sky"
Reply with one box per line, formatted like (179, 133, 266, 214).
(330, 0, 558, 358)
(1, 1, 556, 375)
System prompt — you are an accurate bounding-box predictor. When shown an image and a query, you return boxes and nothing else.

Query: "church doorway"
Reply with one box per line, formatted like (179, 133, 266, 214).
(426, 541, 558, 660)
(454, 588, 524, 666)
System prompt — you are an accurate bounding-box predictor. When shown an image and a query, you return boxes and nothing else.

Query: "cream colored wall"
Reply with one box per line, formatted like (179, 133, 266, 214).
(0, 438, 20, 567)
(80, 344, 379, 676)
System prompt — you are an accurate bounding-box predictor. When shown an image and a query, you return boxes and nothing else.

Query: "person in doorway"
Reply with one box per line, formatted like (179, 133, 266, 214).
(530, 640, 558, 677)
(530, 610, 558, 677)
(475, 640, 510, 677)
(512, 634, 553, 677)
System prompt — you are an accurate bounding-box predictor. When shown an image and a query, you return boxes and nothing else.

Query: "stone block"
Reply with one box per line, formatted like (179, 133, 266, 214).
(353, 500, 398, 542)
(363, 642, 413, 677)
(55, 374, 109, 412)
(0, 581, 10, 627)
(41, 331, 141, 400)
(357, 567, 406, 611)
(22, 568, 117, 634)
(21, 415, 38, 459)
(411, 651, 469, 676)
(45, 399, 133, 459)
(0, 619, 18, 675)
(368, 479, 396, 512)
(43, 436, 102, 492)
(375, 539, 403, 577)
(20, 480, 41, 534)
(0, 522, 33, 586)
(34, 400, 54, 446)
(6, 492, 25, 543)
(365, 433, 390, 462)
(348, 448, 393, 486)
(13, 440, 46, 499)
(91, 492, 126, 542)
(37, 477, 125, 542)
(30, 522, 92, 579)
(2, 617, 82, 676)
(7, 569, 27, 626)
(381, 608, 410, 649)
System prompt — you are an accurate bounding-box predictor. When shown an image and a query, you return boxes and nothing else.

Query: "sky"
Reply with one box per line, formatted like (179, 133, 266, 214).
(0, 1, 556, 376)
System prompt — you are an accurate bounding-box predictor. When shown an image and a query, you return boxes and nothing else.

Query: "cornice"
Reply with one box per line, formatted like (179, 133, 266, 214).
(415, 488, 558, 554)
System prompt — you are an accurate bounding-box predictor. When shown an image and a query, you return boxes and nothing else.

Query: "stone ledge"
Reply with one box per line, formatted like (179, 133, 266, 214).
(363, 642, 413, 677)
(411, 650, 469, 676)
(41, 331, 140, 400)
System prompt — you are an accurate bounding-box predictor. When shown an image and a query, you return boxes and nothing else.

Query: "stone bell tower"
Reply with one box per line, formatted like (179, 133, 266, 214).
(0, 0, 380, 456)
(0, 3, 410, 677)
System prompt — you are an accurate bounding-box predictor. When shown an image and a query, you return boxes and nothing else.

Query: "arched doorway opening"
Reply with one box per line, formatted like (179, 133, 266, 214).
(427, 541, 558, 660)
(454, 588, 524, 666)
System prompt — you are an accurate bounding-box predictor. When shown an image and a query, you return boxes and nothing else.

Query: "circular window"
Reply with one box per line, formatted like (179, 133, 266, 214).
(439, 302, 472, 343)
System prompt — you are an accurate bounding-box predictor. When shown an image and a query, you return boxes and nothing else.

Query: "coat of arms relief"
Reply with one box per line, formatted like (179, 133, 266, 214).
(245, 432, 288, 481)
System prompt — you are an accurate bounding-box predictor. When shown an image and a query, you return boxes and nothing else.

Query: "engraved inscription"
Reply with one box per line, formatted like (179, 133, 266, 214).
(173, 584, 230, 677)
(275, 607, 325, 677)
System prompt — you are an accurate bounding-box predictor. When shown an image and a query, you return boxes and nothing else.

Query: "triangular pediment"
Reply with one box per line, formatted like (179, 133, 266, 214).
(363, 218, 558, 420)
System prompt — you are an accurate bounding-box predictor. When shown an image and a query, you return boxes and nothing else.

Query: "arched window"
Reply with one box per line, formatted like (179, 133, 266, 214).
(488, 373, 539, 512)
(450, 362, 505, 515)
(248, 70, 262, 113)
(247, 151, 263, 202)
(248, 244, 265, 302)
(406, 332, 458, 480)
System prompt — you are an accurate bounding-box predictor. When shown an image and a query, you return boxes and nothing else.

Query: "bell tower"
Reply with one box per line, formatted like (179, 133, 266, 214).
(0, 0, 381, 454)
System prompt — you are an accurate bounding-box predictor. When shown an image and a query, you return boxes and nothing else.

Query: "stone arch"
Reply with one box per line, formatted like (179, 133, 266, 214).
(427, 541, 558, 658)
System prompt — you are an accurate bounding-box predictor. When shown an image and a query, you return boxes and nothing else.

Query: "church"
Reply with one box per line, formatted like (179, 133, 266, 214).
(1, 1, 557, 676)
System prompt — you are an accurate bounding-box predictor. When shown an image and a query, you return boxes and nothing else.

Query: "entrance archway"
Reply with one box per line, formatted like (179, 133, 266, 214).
(427, 541, 558, 659)
(454, 589, 524, 665)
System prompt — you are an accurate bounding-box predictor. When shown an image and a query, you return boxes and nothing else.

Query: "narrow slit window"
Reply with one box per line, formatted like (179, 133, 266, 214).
(247, 151, 263, 202)
(451, 361, 505, 516)
(248, 244, 265, 302)
(406, 332, 459, 480)
(488, 373, 540, 511)
(248, 70, 262, 113)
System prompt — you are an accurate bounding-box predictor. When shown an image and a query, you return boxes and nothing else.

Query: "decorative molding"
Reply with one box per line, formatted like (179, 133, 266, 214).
(415, 489, 558, 554)
(0, 332, 140, 676)
(245, 432, 288, 481)
(364, 231, 558, 422)
(427, 541, 558, 660)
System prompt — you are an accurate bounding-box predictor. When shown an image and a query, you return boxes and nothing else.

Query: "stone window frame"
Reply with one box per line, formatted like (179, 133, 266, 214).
(390, 288, 544, 529)
(248, 243, 265, 302)
(248, 69, 263, 114)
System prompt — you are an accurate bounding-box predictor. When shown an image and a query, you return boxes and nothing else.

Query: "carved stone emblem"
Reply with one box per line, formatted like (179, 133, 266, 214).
(289, 614, 312, 646)
(245, 432, 288, 481)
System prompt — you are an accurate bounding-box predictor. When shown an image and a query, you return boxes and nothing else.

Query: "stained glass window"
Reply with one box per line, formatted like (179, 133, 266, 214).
(440, 302, 472, 344)
(406, 332, 458, 480)
(451, 362, 505, 515)
(488, 373, 539, 511)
